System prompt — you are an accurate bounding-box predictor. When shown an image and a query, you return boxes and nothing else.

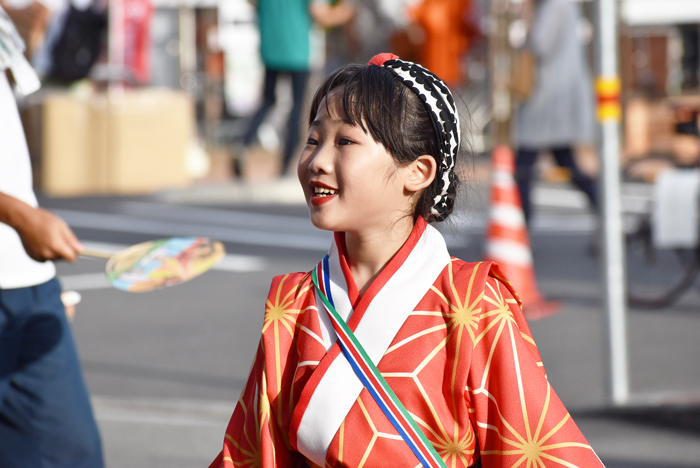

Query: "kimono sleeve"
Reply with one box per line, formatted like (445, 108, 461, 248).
(466, 275, 604, 467)
(209, 337, 293, 468)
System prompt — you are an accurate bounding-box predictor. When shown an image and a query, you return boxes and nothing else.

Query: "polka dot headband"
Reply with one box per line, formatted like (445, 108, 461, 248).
(368, 53, 461, 219)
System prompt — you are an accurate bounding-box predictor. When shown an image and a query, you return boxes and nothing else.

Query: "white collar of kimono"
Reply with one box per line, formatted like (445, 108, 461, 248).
(295, 221, 451, 466)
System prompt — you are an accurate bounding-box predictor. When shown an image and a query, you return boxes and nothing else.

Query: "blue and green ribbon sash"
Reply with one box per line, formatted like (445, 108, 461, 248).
(312, 256, 447, 468)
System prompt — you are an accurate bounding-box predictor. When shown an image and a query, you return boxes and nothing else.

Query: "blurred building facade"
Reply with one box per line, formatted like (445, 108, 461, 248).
(6, 0, 700, 194)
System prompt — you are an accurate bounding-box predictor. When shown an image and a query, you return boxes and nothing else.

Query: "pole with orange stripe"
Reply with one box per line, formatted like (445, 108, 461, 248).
(594, 0, 629, 406)
(596, 77, 622, 123)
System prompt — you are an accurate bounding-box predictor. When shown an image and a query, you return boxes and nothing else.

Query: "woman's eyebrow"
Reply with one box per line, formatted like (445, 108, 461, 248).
(310, 117, 353, 128)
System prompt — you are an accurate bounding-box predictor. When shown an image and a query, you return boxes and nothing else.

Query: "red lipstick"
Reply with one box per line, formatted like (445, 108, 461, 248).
(309, 181, 338, 206)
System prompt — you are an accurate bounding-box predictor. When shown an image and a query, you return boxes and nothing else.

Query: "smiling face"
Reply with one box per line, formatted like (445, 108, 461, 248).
(297, 92, 415, 237)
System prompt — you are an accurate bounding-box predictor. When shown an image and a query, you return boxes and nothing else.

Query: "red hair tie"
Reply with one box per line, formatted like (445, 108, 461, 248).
(368, 53, 399, 67)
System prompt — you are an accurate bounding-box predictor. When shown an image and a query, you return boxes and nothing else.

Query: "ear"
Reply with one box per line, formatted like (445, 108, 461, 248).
(403, 155, 437, 193)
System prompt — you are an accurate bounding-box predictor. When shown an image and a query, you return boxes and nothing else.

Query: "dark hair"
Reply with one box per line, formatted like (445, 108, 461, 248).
(308, 64, 459, 223)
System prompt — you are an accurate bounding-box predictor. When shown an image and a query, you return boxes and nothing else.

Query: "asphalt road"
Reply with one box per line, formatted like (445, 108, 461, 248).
(39, 186, 700, 468)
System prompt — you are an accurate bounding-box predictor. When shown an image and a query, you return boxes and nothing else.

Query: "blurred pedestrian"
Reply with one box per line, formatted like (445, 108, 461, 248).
(0, 7, 103, 467)
(33, 0, 108, 84)
(0, 0, 49, 57)
(237, 0, 354, 177)
(343, 0, 404, 64)
(408, 0, 476, 88)
(513, 0, 597, 226)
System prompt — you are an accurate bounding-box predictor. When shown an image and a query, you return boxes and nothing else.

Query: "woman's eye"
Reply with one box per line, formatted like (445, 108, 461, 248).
(306, 138, 319, 145)
(338, 138, 354, 146)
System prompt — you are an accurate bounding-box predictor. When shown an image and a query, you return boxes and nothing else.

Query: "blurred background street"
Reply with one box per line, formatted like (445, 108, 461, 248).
(2, 0, 700, 465)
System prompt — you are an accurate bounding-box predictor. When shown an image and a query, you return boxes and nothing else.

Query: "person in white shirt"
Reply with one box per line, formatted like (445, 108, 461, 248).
(0, 7, 103, 467)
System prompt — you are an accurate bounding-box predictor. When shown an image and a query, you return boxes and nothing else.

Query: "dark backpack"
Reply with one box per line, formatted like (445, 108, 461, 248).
(48, 4, 107, 82)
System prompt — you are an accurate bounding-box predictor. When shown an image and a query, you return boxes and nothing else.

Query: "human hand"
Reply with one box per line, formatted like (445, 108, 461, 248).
(15, 207, 84, 262)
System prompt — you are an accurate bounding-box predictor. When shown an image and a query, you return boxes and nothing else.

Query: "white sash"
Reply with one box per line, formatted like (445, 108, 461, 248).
(296, 224, 451, 466)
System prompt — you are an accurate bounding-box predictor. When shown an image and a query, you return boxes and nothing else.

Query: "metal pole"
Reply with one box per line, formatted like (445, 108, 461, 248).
(594, 0, 629, 406)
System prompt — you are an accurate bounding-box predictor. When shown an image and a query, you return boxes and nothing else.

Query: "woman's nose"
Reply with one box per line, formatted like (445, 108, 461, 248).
(308, 144, 334, 174)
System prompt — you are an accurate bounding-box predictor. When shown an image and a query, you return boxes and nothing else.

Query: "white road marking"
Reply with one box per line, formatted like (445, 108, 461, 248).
(214, 254, 266, 272)
(117, 201, 314, 232)
(445, 211, 597, 234)
(96, 412, 224, 427)
(60, 273, 111, 291)
(54, 209, 330, 251)
(92, 396, 235, 427)
(532, 186, 590, 209)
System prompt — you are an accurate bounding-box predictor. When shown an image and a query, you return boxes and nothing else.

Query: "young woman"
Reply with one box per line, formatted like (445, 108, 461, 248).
(209, 53, 603, 468)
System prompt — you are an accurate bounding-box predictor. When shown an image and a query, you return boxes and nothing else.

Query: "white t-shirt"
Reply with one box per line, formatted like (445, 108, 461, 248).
(0, 72, 56, 289)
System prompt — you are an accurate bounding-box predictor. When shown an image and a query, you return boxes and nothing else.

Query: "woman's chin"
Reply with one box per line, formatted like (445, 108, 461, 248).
(309, 217, 336, 232)
(307, 210, 344, 232)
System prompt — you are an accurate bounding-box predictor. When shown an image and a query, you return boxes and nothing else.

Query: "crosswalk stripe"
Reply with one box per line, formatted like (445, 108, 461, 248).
(54, 209, 331, 251)
(92, 396, 235, 427)
(60, 273, 111, 291)
(117, 201, 315, 232)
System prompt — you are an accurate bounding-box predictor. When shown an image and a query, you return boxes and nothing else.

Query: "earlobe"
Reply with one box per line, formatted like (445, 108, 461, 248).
(404, 155, 437, 192)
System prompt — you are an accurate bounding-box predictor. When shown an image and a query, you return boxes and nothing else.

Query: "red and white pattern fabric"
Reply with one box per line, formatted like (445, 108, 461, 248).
(209, 219, 603, 468)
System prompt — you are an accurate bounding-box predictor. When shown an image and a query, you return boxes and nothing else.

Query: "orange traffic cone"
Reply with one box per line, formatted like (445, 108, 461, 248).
(484, 145, 560, 320)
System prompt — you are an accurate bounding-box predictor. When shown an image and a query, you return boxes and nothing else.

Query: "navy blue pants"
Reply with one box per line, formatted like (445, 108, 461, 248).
(515, 147, 598, 225)
(243, 68, 310, 175)
(0, 278, 103, 468)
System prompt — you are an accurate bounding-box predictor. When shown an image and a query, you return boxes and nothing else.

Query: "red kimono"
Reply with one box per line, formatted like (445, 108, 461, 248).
(210, 218, 603, 467)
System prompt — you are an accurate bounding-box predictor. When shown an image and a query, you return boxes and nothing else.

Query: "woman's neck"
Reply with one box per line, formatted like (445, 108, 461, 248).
(344, 216, 415, 296)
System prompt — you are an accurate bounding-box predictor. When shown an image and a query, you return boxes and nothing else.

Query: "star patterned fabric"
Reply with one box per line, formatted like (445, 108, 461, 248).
(209, 221, 603, 468)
